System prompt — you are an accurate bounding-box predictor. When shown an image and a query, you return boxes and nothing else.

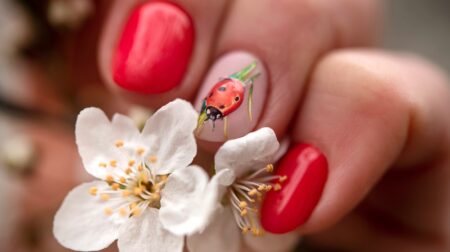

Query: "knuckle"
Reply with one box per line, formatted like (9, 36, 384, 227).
(315, 50, 410, 117)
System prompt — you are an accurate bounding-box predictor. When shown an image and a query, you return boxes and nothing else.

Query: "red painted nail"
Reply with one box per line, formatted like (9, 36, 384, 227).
(112, 2, 194, 94)
(261, 143, 328, 234)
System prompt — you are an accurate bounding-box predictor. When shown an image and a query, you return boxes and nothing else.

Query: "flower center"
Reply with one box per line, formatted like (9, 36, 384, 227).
(87, 139, 169, 220)
(228, 164, 287, 236)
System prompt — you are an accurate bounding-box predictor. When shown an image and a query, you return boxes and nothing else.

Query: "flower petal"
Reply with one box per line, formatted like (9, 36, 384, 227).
(53, 181, 121, 251)
(215, 128, 279, 178)
(187, 207, 241, 252)
(273, 136, 290, 162)
(118, 208, 183, 252)
(75, 108, 139, 179)
(111, 113, 140, 138)
(160, 165, 225, 235)
(243, 231, 300, 252)
(141, 99, 197, 174)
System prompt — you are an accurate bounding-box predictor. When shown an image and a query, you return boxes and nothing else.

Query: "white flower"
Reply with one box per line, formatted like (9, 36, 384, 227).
(53, 99, 207, 252)
(163, 128, 299, 252)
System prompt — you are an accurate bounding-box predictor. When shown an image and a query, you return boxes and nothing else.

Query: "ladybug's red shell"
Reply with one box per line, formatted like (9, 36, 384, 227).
(205, 78, 245, 116)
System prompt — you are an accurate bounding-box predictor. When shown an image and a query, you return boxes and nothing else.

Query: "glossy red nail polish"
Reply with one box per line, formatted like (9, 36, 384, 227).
(261, 143, 328, 233)
(112, 2, 194, 94)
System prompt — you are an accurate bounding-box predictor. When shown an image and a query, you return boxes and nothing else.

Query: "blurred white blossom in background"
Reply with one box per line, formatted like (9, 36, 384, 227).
(0, 116, 23, 245)
(47, 0, 94, 30)
(0, 0, 34, 103)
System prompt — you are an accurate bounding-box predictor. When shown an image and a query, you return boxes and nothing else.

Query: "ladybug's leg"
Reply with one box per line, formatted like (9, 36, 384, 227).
(247, 82, 254, 121)
(246, 73, 260, 122)
(223, 116, 229, 139)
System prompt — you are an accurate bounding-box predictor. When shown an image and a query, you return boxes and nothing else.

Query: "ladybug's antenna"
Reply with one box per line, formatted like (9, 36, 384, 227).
(223, 117, 229, 139)
(246, 73, 260, 121)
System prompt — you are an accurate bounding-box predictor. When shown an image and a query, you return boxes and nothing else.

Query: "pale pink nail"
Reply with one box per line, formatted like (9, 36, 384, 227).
(195, 51, 268, 142)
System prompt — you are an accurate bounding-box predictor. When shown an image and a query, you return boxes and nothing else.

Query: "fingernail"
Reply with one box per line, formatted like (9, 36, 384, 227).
(112, 2, 194, 94)
(194, 51, 268, 142)
(261, 143, 328, 233)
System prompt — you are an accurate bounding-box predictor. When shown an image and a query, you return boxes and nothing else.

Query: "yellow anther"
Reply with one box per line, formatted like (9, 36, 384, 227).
(110, 160, 117, 168)
(119, 207, 127, 217)
(137, 164, 144, 171)
(125, 167, 133, 175)
(136, 147, 145, 156)
(148, 155, 157, 163)
(241, 227, 250, 234)
(257, 184, 266, 191)
(140, 173, 149, 183)
(265, 164, 274, 172)
(128, 159, 135, 166)
(122, 190, 130, 197)
(105, 175, 114, 184)
(248, 189, 258, 197)
(134, 187, 143, 195)
(98, 162, 107, 168)
(129, 202, 138, 210)
(88, 186, 98, 196)
(131, 208, 141, 217)
(115, 140, 124, 148)
(240, 209, 248, 216)
(279, 175, 288, 183)
(266, 185, 273, 191)
(111, 183, 120, 190)
(251, 228, 264, 236)
(239, 201, 248, 209)
(119, 177, 126, 183)
(274, 183, 282, 191)
(104, 207, 113, 216)
(100, 194, 110, 201)
(150, 193, 161, 202)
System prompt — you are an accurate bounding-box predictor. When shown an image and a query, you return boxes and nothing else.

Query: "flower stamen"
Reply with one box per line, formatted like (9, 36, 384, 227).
(86, 140, 169, 220)
(89, 186, 98, 196)
(136, 147, 145, 156)
(109, 160, 117, 168)
(115, 140, 124, 148)
(228, 163, 287, 236)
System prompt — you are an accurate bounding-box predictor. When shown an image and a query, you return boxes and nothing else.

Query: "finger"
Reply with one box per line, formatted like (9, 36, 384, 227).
(260, 49, 450, 237)
(194, 0, 381, 143)
(98, 0, 228, 107)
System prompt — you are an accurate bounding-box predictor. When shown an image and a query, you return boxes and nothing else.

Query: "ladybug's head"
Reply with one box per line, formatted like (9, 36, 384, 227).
(205, 106, 223, 121)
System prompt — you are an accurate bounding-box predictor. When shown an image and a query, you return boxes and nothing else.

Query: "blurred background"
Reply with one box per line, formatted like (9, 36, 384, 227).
(0, 0, 448, 251)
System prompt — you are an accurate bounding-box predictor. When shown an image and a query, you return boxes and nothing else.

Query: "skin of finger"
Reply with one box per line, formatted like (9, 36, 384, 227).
(291, 49, 450, 243)
(304, 150, 450, 251)
(207, 0, 381, 142)
(98, 0, 229, 107)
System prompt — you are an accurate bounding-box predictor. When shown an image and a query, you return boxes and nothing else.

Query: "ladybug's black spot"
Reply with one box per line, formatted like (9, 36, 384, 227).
(234, 96, 240, 102)
(218, 86, 226, 92)
(219, 105, 226, 109)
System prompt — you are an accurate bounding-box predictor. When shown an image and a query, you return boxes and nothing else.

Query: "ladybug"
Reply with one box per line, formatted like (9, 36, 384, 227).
(196, 61, 260, 137)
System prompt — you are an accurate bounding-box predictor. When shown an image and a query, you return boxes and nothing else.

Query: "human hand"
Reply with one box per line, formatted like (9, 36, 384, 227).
(91, 0, 450, 251)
